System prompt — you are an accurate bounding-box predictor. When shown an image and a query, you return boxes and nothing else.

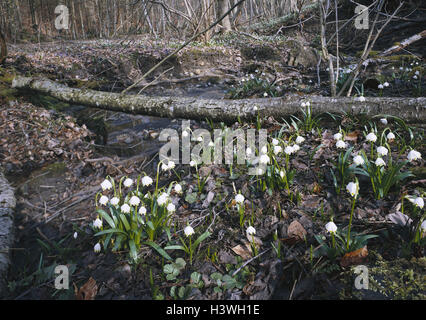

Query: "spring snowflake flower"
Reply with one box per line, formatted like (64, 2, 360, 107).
(366, 132, 377, 143)
(377, 146, 388, 156)
(208, 141, 214, 147)
(139, 206, 147, 215)
(246, 226, 256, 236)
(121, 203, 131, 213)
(305, 101, 311, 107)
(101, 179, 112, 191)
(260, 154, 270, 164)
(190, 160, 197, 167)
(415, 70, 420, 75)
(292, 144, 300, 152)
(325, 221, 337, 233)
(182, 130, 189, 138)
(235, 194, 245, 204)
(167, 203, 176, 213)
(380, 118, 388, 125)
(94, 243, 101, 253)
(378, 84, 384, 89)
(353, 155, 364, 166)
(301, 102, 306, 108)
(184, 225, 195, 237)
(110, 197, 119, 206)
(333, 132, 343, 140)
(280, 170, 285, 179)
(336, 140, 346, 149)
(157, 193, 169, 206)
(99, 195, 109, 206)
(375, 157, 386, 167)
(272, 138, 279, 146)
(256, 167, 264, 175)
(168, 161, 176, 170)
(413, 75, 418, 80)
(387, 132, 395, 140)
(73, 232, 78, 239)
(407, 150, 422, 162)
(129, 196, 140, 206)
(261, 145, 268, 154)
(174, 184, 183, 194)
(407, 196, 424, 209)
(346, 181, 359, 198)
(285, 145, 294, 154)
(197, 136, 203, 142)
(383, 82, 390, 87)
(93, 218, 103, 229)
(273, 145, 282, 155)
(295, 136, 305, 144)
(142, 176, 153, 186)
(123, 178, 133, 187)
(161, 163, 169, 171)
(246, 147, 252, 156)
(263, 92, 268, 97)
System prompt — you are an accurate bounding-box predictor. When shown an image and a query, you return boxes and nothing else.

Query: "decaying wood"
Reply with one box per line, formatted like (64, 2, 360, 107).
(12, 76, 426, 122)
(379, 29, 426, 56)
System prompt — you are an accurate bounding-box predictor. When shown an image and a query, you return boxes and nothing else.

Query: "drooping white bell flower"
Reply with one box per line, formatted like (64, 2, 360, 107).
(246, 226, 256, 236)
(190, 160, 197, 167)
(346, 181, 359, 198)
(110, 197, 119, 206)
(93, 218, 103, 229)
(325, 221, 337, 234)
(99, 195, 109, 206)
(272, 138, 279, 146)
(333, 132, 343, 140)
(167, 203, 176, 213)
(101, 179, 112, 191)
(280, 170, 285, 179)
(174, 184, 183, 194)
(121, 203, 131, 213)
(73, 232, 78, 239)
(377, 146, 388, 156)
(184, 225, 195, 237)
(407, 196, 424, 209)
(383, 82, 389, 87)
(260, 154, 270, 164)
(292, 144, 300, 152)
(142, 176, 153, 186)
(295, 136, 305, 144)
(168, 161, 176, 170)
(284, 145, 294, 154)
(336, 140, 347, 149)
(407, 150, 422, 162)
(261, 145, 268, 154)
(235, 194, 245, 204)
(246, 147, 252, 156)
(123, 178, 133, 187)
(386, 132, 395, 140)
(357, 96, 366, 102)
(353, 155, 364, 166)
(157, 193, 169, 206)
(366, 132, 377, 143)
(273, 145, 282, 155)
(139, 206, 147, 215)
(94, 243, 101, 253)
(375, 157, 386, 167)
(161, 163, 169, 171)
(421, 220, 426, 232)
(380, 118, 388, 125)
(378, 84, 384, 89)
(129, 196, 140, 206)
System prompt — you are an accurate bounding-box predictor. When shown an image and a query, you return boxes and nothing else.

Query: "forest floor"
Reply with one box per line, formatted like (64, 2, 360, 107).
(0, 31, 425, 300)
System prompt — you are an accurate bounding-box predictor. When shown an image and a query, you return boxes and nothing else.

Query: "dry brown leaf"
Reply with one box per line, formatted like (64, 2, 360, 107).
(340, 246, 368, 268)
(231, 244, 252, 260)
(75, 277, 98, 300)
(344, 130, 361, 142)
(287, 220, 307, 241)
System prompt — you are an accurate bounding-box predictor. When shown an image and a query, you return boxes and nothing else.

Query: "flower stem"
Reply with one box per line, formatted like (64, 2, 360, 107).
(346, 197, 356, 251)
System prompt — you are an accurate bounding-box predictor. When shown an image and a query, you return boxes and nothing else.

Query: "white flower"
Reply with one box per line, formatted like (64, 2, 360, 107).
(272, 138, 279, 146)
(139, 206, 147, 215)
(99, 195, 109, 206)
(168, 161, 175, 169)
(377, 146, 388, 156)
(280, 170, 285, 179)
(129, 196, 140, 206)
(383, 82, 389, 87)
(273, 145, 282, 155)
(94, 243, 101, 253)
(407, 150, 422, 162)
(197, 136, 203, 142)
(190, 160, 197, 167)
(285, 145, 294, 154)
(378, 84, 384, 89)
(301, 102, 306, 108)
(375, 158, 386, 167)
(93, 218, 103, 229)
(346, 181, 359, 198)
(357, 96, 366, 102)
(142, 176, 153, 186)
(415, 70, 420, 76)
(256, 167, 264, 175)
(387, 132, 395, 140)
(380, 118, 388, 125)
(167, 203, 176, 213)
(246, 147, 252, 156)
(101, 179, 112, 191)
(336, 140, 346, 149)
(110, 197, 119, 206)
(263, 92, 268, 97)
(121, 203, 131, 213)
(182, 130, 189, 138)
(421, 220, 426, 232)
(325, 221, 337, 233)
(184, 225, 195, 237)
(295, 136, 305, 144)
(366, 132, 377, 143)
(253, 106, 258, 112)
(235, 194, 245, 204)
(353, 155, 364, 166)
(292, 144, 300, 152)
(407, 196, 424, 209)
(174, 184, 183, 194)
(123, 178, 133, 187)
(208, 141, 214, 147)
(73, 232, 78, 239)
(157, 193, 169, 206)
(246, 226, 256, 236)
(261, 145, 268, 154)
(413, 75, 418, 80)
(260, 154, 270, 164)
(305, 101, 311, 107)
(333, 132, 343, 140)
(161, 163, 169, 171)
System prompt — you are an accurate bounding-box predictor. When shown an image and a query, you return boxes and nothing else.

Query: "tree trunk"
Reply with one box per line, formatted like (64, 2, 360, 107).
(0, 27, 6, 65)
(217, 0, 232, 33)
(12, 76, 426, 123)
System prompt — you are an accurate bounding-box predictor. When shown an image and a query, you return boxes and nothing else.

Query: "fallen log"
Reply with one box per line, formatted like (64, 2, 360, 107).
(12, 76, 426, 123)
(379, 29, 426, 56)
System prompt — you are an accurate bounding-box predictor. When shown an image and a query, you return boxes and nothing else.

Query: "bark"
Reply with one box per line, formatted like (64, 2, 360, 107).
(12, 76, 426, 123)
(0, 28, 7, 65)
(217, 0, 232, 33)
(379, 29, 426, 56)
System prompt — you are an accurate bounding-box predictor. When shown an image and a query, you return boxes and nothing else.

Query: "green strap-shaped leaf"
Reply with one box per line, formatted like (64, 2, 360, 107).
(97, 209, 116, 228)
(144, 241, 172, 261)
(120, 214, 131, 231)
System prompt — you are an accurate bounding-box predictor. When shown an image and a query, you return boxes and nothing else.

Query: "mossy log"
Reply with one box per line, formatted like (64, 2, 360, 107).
(12, 76, 426, 123)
